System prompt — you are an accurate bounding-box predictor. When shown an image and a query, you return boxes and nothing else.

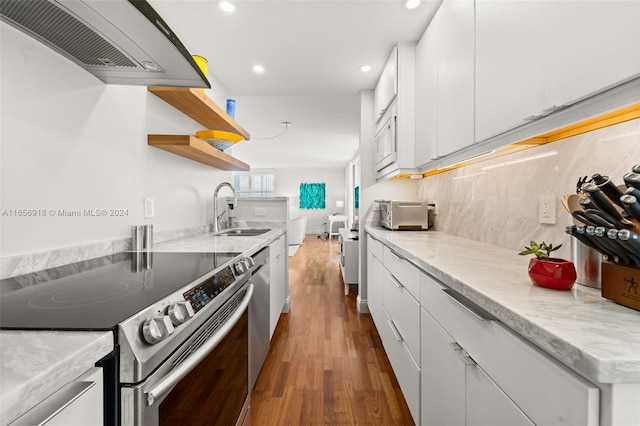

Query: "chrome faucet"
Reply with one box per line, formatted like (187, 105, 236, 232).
(213, 182, 237, 232)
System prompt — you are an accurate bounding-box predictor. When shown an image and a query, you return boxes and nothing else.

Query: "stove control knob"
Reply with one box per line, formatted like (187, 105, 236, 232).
(234, 261, 247, 275)
(244, 257, 255, 268)
(142, 315, 175, 345)
(168, 301, 195, 326)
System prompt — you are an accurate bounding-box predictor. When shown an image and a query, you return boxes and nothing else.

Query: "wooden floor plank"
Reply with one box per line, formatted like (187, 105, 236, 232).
(251, 235, 414, 425)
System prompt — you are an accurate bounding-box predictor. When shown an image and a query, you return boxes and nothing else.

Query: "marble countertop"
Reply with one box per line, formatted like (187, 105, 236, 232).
(365, 225, 640, 384)
(151, 223, 286, 254)
(0, 331, 113, 425)
(0, 223, 286, 424)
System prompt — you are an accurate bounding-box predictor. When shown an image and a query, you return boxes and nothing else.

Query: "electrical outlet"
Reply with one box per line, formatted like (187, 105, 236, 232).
(144, 198, 155, 219)
(254, 207, 266, 217)
(539, 195, 556, 224)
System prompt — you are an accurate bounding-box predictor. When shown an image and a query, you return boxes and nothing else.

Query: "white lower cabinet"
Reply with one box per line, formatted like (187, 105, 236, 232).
(377, 243, 421, 423)
(366, 235, 385, 331)
(421, 307, 533, 426)
(382, 308, 420, 423)
(11, 367, 103, 425)
(366, 232, 600, 426)
(420, 271, 599, 426)
(269, 235, 286, 339)
(420, 307, 465, 426)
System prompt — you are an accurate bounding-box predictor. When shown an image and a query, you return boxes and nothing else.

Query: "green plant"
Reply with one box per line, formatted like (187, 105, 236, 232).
(518, 241, 562, 260)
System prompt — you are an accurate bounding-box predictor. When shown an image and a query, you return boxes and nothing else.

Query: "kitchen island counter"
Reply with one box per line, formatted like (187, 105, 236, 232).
(366, 225, 640, 385)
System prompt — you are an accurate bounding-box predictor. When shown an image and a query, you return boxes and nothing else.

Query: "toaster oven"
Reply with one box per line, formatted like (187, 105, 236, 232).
(377, 200, 430, 231)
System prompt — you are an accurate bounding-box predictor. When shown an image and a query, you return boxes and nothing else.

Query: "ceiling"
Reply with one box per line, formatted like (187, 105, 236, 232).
(150, 0, 441, 169)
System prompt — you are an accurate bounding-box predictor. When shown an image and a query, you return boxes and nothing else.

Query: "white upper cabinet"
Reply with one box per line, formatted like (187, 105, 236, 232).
(437, 0, 475, 157)
(476, 0, 640, 143)
(475, 0, 545, 142)
(415, 8, 439, 166)
(374, 47, 398, 123)
(415, 0, 474, 166)
(543, 0, 640, 109)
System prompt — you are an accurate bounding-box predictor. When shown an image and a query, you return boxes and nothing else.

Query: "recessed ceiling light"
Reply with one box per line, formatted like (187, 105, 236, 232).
(360, 65, 372, 72)
(404, 0, 421, 9)
(219, 1, 235, 12)
(253, 64, 265, 73)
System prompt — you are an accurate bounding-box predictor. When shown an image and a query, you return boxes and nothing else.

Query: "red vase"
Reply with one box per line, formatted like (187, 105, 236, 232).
(527, 258, 577, 290)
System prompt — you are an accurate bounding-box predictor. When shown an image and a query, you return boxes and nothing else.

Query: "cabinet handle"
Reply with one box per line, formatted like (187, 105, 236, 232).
(389, 249, 403, 260)
(389, 273, 403, 289)
(461, 354, 477, 367)
(10, 381, 96, 425)
(442, 289, 495, 322)
(542, 104, 564, 114)
(449, 341, 463, 351)
(388, 320, 404, 342)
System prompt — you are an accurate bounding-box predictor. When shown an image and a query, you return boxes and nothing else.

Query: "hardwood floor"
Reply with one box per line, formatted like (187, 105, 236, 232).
(251, 235, 414, 425)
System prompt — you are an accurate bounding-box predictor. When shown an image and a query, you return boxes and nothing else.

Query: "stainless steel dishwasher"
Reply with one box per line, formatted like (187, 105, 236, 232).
(249, 247, 270, 390)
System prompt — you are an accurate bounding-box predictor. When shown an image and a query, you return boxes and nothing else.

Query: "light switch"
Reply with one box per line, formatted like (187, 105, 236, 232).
(144, 198, 155, 219)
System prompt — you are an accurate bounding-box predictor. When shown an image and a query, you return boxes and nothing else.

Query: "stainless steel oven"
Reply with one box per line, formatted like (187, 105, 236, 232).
(0, 250, 263, 426)
(121, 282, 252, 425)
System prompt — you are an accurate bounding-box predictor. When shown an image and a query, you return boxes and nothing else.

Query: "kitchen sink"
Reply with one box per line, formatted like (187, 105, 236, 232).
(217, 228, 271, 237)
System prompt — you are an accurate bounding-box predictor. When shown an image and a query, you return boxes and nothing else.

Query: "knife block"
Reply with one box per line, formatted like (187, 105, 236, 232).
(601, 260, 640, 311)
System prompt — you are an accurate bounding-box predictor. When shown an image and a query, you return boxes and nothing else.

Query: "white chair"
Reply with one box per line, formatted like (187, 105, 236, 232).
(287, 216, 307, 257)
(328, 214, 347, 239)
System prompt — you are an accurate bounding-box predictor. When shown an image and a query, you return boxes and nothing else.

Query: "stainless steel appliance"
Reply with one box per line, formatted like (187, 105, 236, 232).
(374, 103, 397, 172)
(0, 0, 210, 88)
(377, 199, 430, 231)
(0, 250, 260, 425)
(248, 248, 270, 390)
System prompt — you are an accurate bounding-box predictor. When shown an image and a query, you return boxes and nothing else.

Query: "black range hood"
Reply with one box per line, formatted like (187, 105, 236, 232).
(0, 0, 211, 88)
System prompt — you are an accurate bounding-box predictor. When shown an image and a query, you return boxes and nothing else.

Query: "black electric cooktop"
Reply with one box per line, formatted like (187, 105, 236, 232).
(0, 251, 240, 331)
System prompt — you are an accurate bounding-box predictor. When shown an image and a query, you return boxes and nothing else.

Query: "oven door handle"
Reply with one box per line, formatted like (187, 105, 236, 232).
(145, 283, 254, 407)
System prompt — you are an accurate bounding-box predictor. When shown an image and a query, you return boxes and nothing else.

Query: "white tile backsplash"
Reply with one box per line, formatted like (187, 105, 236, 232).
(417, 118, 640, 260)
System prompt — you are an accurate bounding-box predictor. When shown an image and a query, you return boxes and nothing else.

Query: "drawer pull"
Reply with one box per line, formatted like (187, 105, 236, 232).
(390, 249, 424, 271)
(389, 274, 403, 289)
(461, 354, 477, 367)
(390, 249, 403, 260)
(449, 341, 463, 351)
(442, 289, 495, 322)
(10, 381, 96, 425)
(388, 320, 403, 342)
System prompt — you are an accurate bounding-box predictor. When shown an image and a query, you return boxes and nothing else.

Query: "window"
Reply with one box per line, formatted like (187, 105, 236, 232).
(233, 170, 275, 197)
(299, 183, 326, 209)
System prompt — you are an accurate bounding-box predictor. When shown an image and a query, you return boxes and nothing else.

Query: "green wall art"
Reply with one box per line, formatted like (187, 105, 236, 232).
(299, 183, 326, 209)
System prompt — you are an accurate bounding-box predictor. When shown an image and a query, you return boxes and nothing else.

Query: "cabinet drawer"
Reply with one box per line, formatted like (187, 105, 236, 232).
(367, 234, 384, 260)
(382, 269, 420, 363)
(382, 246, 420, 299)
(381, 310, 420, 423)
(420, 272, 599, 426)
(271, 235, 285, 257)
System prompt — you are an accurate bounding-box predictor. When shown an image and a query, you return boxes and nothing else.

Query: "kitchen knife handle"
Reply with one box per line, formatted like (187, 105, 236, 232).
(624, 172, 640, 190)
(581, 182, 624, 220)
(592, 174, 625, 208)
(621, 194, 640, 222)
(566, 226, 610, 258)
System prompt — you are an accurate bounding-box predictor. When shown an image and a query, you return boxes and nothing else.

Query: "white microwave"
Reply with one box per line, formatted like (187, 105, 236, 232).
(374, 103, 397, 172)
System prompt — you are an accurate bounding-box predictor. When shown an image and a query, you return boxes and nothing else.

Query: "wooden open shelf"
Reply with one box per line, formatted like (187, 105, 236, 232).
(148, 135, 250, 171)
(148, 86, 251, 140)
(147, 86, 251, 170)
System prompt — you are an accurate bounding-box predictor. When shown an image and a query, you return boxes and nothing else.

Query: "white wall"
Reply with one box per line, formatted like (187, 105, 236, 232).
(0, 23, 234, 258)
(271, 168, 345, 235)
